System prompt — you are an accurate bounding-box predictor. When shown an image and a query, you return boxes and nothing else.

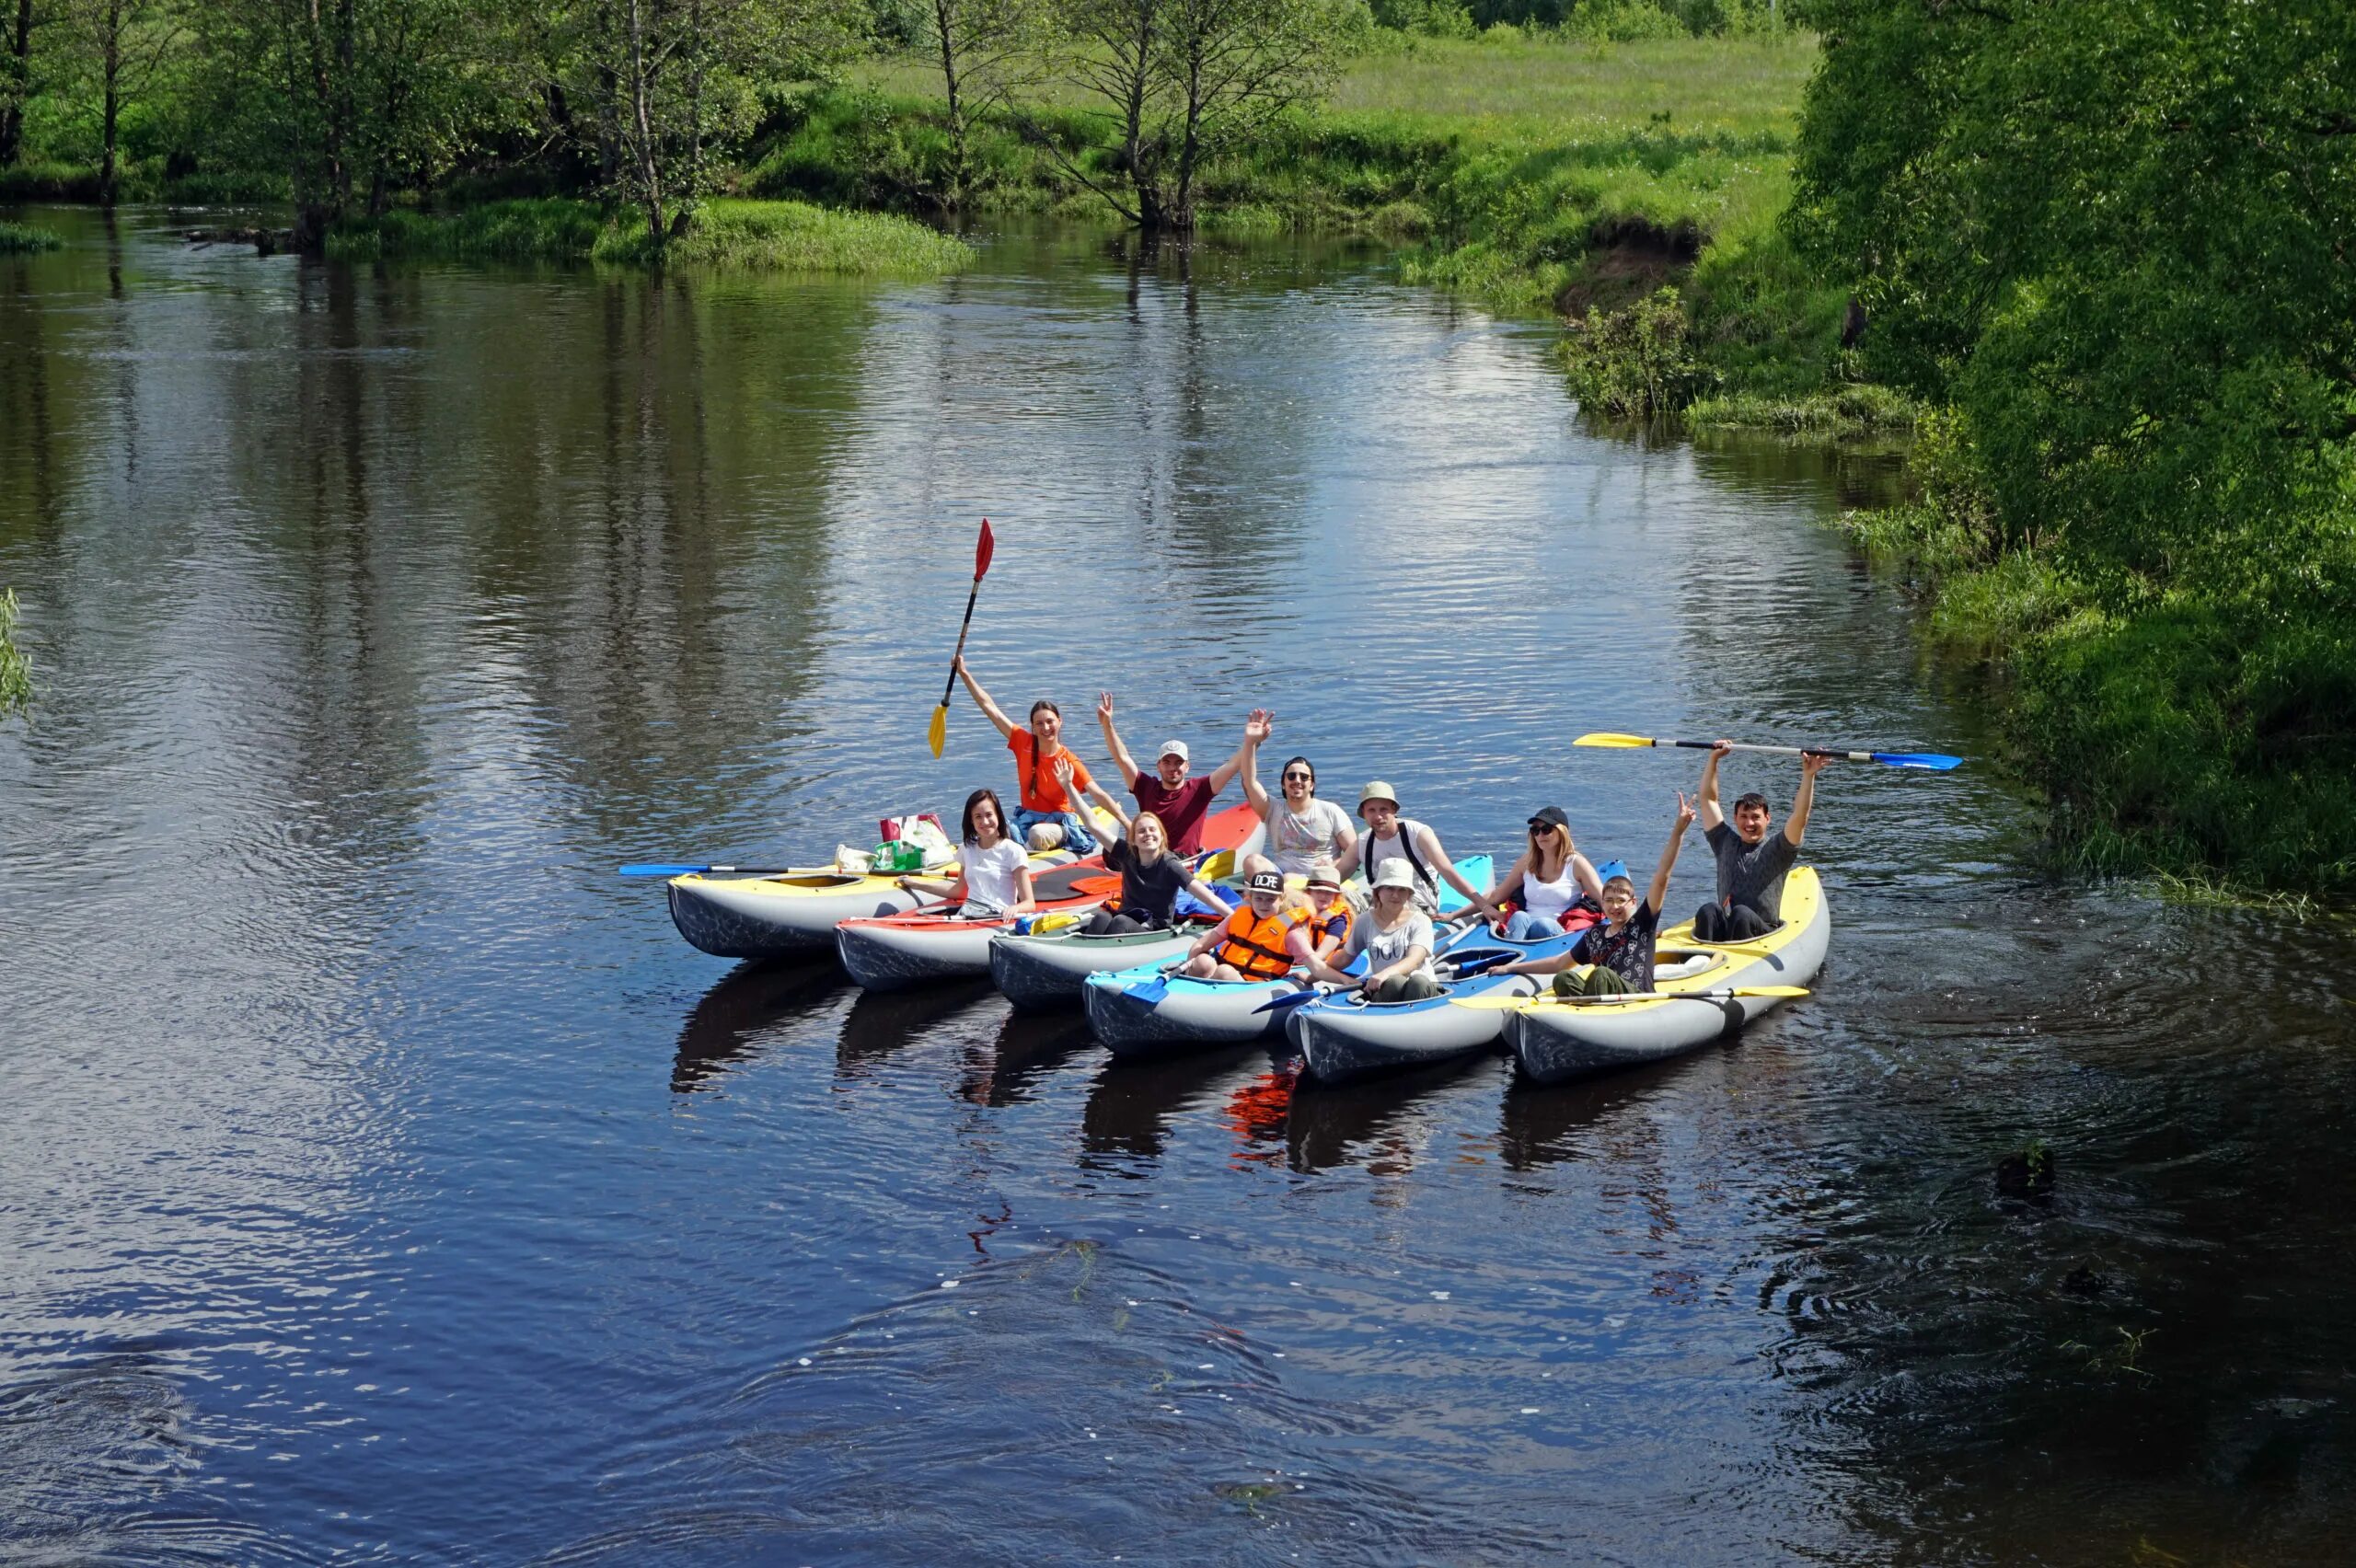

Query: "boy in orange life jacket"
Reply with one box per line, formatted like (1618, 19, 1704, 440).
(1179, 870, 1297, 982)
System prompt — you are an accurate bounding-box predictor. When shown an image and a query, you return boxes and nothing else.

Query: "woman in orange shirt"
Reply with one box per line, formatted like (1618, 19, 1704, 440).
(954, 655, 1122, 854)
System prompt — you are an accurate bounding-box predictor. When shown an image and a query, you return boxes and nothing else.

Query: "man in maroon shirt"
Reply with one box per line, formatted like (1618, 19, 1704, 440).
(1092, 693, 1252, 857)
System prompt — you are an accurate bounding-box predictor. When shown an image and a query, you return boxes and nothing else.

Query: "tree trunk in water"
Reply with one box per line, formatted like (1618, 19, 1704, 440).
(0, 0, 34, 167)
(98, 0, 121, 205)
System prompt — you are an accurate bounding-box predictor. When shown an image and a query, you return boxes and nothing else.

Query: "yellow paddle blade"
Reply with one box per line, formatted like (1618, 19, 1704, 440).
(926, 703, 949, 758)
(1571, 732, 1659, 749)
(1197, 849, 1236, 882)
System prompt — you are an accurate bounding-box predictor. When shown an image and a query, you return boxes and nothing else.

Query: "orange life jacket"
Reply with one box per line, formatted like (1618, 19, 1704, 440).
(1216, 906, 1297, 980)
(1298, 902, 1352, 955)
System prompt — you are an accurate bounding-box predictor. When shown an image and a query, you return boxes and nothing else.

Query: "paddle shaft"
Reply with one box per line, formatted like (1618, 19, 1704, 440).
(937, 572, 984, 709)
(618, 864, 808, 877)
(1665, 739, 1878, 763)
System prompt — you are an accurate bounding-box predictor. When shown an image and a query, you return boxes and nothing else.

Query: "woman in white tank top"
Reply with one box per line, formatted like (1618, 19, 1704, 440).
(1484, 805, 1602, 939)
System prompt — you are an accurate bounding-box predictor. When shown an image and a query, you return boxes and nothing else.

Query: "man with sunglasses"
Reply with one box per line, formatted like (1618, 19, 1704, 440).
(1092, 692, 1253, 858)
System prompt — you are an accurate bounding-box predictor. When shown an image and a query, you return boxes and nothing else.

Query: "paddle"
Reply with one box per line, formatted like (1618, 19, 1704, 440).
(1574, 732, 1962, 772)
(1450, 985, 1810, 1009)
(618, 862, 810, 878)
(927, 519, 996, 759)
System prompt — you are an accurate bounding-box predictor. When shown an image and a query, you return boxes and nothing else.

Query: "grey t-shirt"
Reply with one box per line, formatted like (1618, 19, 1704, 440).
(1706, 822, 1799, 921)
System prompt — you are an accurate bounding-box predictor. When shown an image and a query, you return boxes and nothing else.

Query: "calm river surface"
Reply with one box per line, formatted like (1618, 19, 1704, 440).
(4, 204, 2352, 1564)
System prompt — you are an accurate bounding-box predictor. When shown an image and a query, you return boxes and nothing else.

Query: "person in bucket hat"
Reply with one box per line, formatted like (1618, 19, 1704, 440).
(1335, 780, 1499, 921)
(1302, 859, 1442, 1002)
(1091, 692, 1254, 857)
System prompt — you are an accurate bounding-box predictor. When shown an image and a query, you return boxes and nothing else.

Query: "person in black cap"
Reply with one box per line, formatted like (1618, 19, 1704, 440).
(1178, 870, 1299, 983)
(1479, 804, 1605, 940)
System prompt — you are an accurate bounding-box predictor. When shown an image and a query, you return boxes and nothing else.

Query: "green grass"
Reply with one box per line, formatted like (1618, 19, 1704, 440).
(328, 196, 970, 277)
(0, 219, 64, 253)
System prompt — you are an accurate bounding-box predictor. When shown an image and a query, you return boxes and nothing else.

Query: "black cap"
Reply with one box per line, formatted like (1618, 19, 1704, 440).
(1247, 870, 1284, 893)
(1528, 805, 1571, 831)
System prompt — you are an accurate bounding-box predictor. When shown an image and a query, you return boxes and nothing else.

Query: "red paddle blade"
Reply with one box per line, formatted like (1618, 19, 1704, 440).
(975, 519, 995, 580)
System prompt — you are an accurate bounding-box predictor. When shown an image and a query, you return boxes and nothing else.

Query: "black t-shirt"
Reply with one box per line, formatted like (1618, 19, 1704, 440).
(1572, 902, 1660, 991)
(1104, 838, 1194, 924)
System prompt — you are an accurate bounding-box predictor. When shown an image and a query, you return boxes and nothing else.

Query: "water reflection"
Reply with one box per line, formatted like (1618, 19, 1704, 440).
(954, 1010, 1096, 1108)
(672, 956, 849, 1092)
(833, 980, 997, 1078)
(1078, 1046, 1266, 1167)
(1286, 1056, 1494, 1175)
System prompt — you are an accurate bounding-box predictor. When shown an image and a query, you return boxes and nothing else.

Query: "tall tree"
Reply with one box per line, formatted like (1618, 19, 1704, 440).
(1026, 0, 1350, 232)
(62, 0, 185, 202)
(1, 0, 56, 167)
(922, 0, 1050, 209)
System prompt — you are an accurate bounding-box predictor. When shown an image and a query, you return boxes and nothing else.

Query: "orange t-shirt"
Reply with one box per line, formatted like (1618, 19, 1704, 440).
(1008, 730, 1091, 813)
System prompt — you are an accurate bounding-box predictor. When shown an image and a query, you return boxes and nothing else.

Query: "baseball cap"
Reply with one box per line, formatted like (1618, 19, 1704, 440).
(1528, 805, 1570, 832)
(1247, 870, 1284, 894)
(1158, 739, 1190, 764)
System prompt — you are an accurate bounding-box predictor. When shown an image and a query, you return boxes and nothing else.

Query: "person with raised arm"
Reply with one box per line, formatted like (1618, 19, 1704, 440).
(1693, 741, 1830, 941)
(1092, 692, 1251, 858)
(1237, 710, 1356, 878)
(1335, 780, 1501, 922)
(1073, 787, 1234, 936)
(1493, 793, 1696, 997)
(953, 654, 1114, 855)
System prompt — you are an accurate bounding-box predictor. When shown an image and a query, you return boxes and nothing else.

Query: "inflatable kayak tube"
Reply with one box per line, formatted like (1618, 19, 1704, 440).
(1289, 931, 1580, 1086)
(989, 925, 1205, 1012)
(1507, 867, 1830, 1086)
(839, 805, 1262, 993)
(666, 870, 935, 960)
(1080, 859, 1494, 1060)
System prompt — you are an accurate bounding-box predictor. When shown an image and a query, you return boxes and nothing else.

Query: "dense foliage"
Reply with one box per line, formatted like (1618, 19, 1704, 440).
(1792, 0, 2356, 889)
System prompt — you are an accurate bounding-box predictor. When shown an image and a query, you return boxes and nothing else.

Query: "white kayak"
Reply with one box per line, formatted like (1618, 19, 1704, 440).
(1504, 866, 1829, 1085)
(665, 848, 1075, 960)
(1080, 856, 1496, 1060)
(1288, 928, 1580, 1086)
(989, 924, 1208, 1012)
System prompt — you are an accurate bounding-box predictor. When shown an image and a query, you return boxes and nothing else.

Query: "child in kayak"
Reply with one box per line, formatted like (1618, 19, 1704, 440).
(1300, 860, 1441, 1002)
(953, 655, 1120, 854)
(1238, 711, 1356, 877)
(1294, 859, 1354, 963)
(896, 788, 1037, 917)
(1484, 805, 1605, 939)
(1493, 793, 1695, 997)
(1091, 692, 1252, 857)
(1179, 870, 1299, 982)
(1078, 800, 1234, 936)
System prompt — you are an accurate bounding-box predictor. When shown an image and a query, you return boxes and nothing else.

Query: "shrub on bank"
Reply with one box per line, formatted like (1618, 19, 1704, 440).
(328, 197, 971, 278)
(0, 219, 64, 253)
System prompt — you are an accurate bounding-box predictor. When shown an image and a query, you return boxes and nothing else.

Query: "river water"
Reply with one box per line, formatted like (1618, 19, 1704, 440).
(3, 204, 2351, 1564)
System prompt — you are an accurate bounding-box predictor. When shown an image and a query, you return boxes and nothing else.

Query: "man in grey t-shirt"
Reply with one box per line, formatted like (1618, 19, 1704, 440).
(1692, 741, 1830, 941)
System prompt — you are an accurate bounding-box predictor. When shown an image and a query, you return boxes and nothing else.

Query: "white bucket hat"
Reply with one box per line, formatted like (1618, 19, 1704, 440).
(1370, 860, 1417, 892)
(1357, 780, 1400, 813)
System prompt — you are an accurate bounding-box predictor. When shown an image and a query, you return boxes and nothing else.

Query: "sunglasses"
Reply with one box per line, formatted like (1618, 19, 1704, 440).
(1281, 770, 1312, 782)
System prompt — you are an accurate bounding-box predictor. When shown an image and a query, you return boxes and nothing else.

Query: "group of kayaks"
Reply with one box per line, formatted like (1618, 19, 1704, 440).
(654, 801, 1829, 1087)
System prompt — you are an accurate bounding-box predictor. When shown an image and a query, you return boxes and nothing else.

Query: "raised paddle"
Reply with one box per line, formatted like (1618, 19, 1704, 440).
(1574, 732, 1962, 771)
(1449, 984, 1810, 1009)
(927, 519, 996, 758)
(619, 862, 813, 877)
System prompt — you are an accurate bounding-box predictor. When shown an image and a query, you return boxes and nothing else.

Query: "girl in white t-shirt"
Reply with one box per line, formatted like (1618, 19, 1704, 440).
(1238, 709, 1357, 878)
(898, 788, 1035, 917)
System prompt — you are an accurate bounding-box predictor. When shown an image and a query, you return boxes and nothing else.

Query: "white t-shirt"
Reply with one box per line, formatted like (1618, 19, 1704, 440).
(1268, 798, 1351, 876)
(1345, 907, 1438, 982)
(959, 837, 1029, 911)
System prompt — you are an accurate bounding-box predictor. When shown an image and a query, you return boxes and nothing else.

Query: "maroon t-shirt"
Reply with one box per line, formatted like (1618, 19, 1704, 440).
(1130, 773, 1217, 855)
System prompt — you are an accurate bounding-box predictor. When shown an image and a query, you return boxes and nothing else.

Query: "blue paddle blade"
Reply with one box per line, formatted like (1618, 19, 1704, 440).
(1870, 751, 1964, 771)
(619, 863, 704, 877)
(1125, 977, 1170, 1004)
(1253, 987, 1320, 1015)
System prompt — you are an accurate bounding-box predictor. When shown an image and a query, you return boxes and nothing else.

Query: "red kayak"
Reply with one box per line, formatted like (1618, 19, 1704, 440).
(835, 804, 1261, 992)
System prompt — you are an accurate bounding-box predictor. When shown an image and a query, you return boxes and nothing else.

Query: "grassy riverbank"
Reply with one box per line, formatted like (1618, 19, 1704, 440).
(0, 219, 64, 253)
(325, 198, 972, 277)
(764, 34, 1875, 425)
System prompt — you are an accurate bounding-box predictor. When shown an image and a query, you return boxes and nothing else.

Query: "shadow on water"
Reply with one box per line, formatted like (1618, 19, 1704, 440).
(955, 1009, 1099, 1108)
(1496, 1055, 1704, 1173)
(671, 956, 851, 1093)
(832, 980, 997, 1079)
(1077, 1045, 1268, 1167)
(1286, 1055, 1496, 1175)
